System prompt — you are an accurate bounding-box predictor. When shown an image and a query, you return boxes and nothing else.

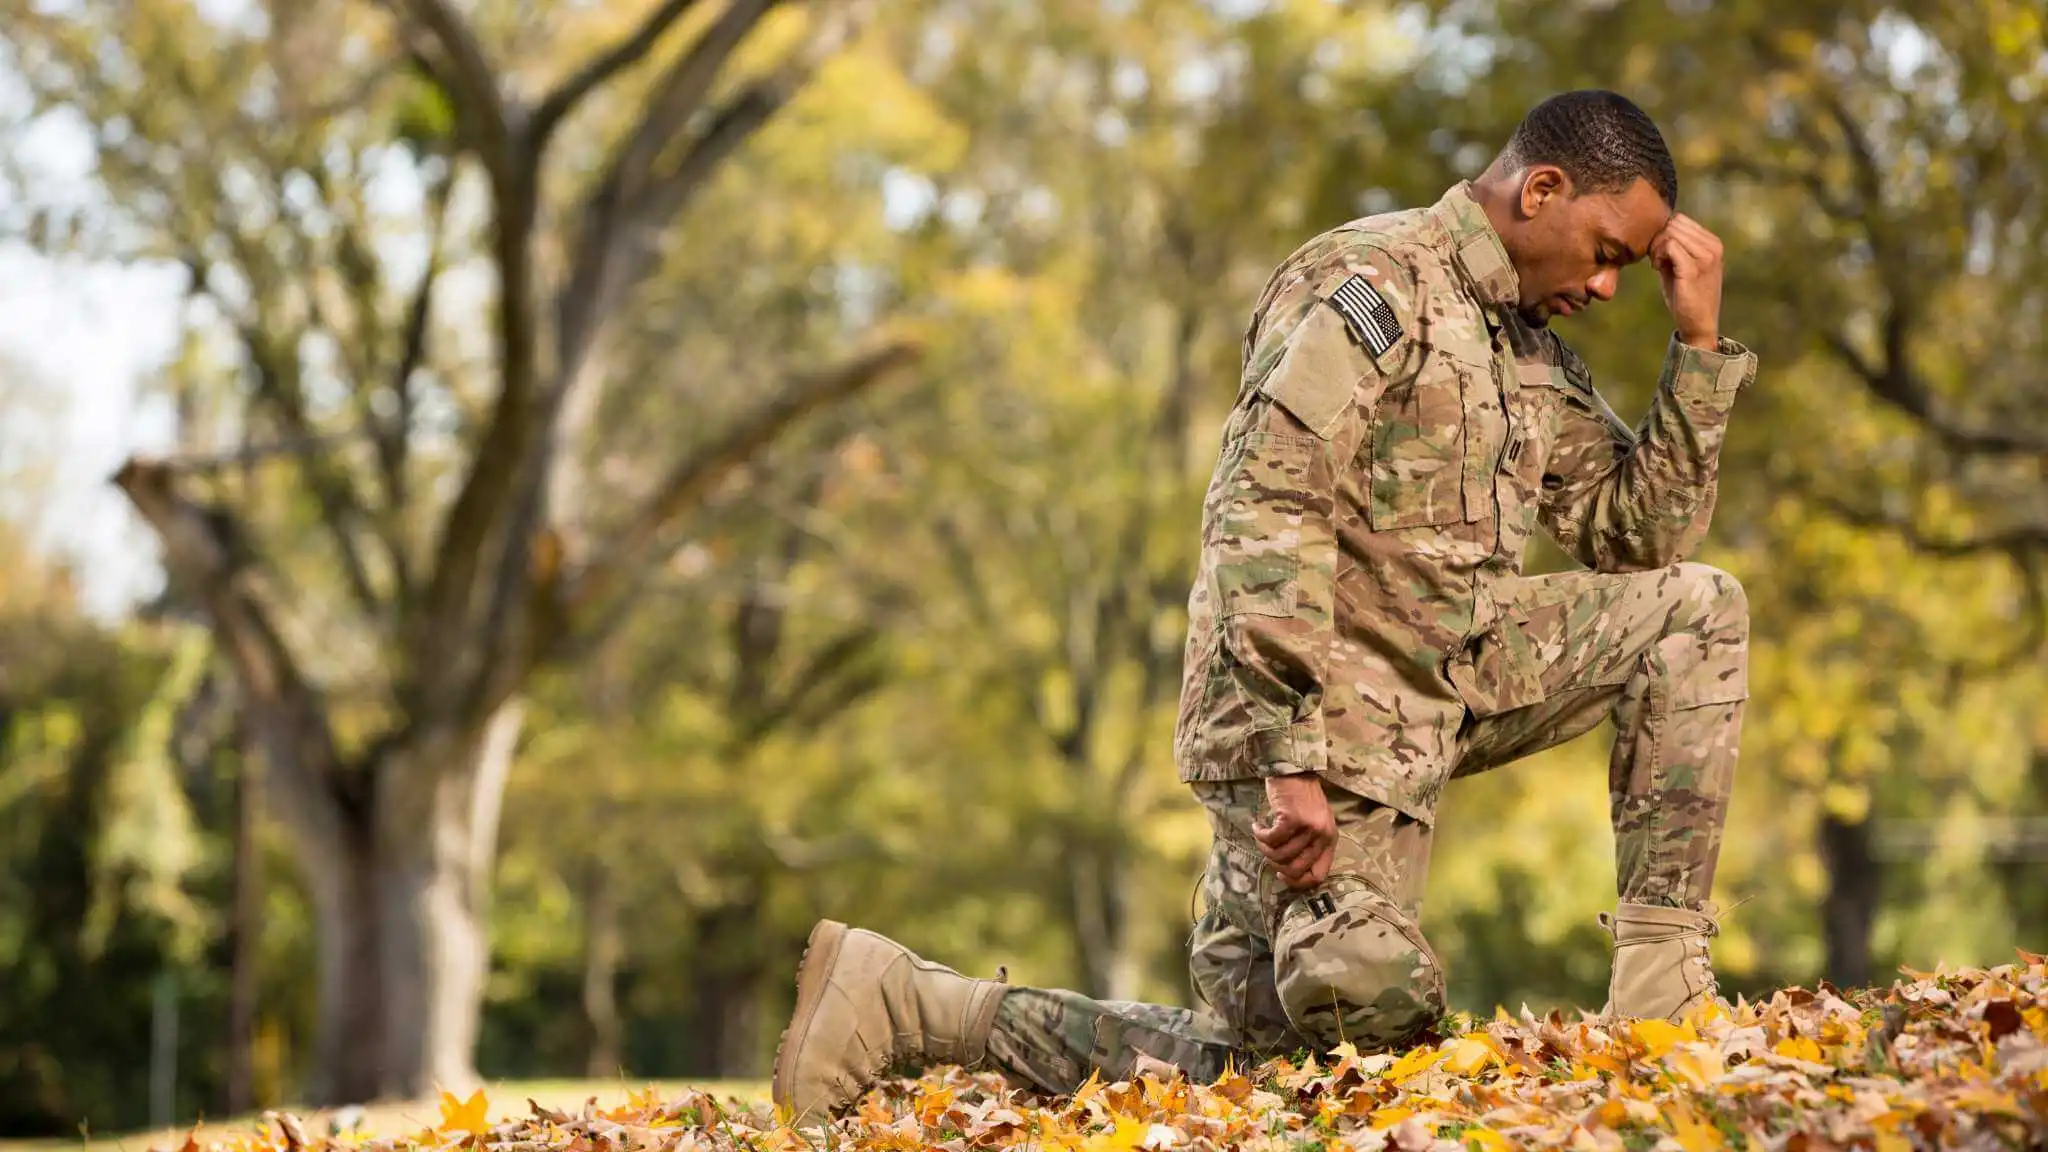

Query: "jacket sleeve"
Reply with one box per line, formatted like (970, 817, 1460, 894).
(1206, 249, 1416, 777)
(1538, 333, 1758, 573)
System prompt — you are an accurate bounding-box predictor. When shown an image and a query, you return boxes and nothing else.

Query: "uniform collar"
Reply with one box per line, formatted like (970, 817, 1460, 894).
(1428, 181, 1522, 318)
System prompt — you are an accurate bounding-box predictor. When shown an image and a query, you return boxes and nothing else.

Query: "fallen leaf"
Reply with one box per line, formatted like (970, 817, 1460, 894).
(1773, 1035, 1824, 1063)
(1631, 1018, 1688, 1058)
(1441, 1036, 1496, 1075)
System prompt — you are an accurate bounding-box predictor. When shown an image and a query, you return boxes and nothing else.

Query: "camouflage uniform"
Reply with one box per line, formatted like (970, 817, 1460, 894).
(981, 181, 1758, 1095)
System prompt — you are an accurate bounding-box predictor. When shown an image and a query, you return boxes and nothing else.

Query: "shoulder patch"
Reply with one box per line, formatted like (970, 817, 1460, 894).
(1256, 302, 1360, 441)
(1326, 273, 1404, 357)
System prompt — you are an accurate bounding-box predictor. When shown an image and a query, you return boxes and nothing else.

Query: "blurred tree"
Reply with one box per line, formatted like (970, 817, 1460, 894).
(1, 0, 917, 1103)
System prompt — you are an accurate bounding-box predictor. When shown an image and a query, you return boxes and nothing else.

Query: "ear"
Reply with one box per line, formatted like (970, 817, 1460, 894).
(1519, 166, 1571, 219)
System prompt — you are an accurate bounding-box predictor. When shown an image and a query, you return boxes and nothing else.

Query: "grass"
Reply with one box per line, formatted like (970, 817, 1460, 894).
(0, 1079, 771, 1152)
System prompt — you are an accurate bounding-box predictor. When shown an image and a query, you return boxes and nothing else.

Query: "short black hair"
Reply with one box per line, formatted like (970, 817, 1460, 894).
(1496, 90, 1678, 208)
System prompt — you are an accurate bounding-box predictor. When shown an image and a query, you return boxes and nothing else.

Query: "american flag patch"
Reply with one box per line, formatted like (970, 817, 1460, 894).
(1328, 274, 1403, 356)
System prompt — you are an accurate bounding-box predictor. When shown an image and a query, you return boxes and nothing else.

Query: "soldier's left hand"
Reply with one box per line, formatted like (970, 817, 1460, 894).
(1257, 773, 1338, 888)
(1651, 213, 1724, 350)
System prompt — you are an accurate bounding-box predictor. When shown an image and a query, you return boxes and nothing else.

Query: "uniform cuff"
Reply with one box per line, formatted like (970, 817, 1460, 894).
(1247, 719, 1327, 777)
(1664, 332, 1756, 409)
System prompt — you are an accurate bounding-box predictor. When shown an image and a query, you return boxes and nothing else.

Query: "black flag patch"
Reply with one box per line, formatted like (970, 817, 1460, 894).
(1329, 274, 1403, 357)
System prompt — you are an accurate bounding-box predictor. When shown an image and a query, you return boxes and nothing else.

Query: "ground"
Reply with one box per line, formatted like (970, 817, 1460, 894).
(16, 955, 2048, 1152)
(0, 1082, 764, 1152)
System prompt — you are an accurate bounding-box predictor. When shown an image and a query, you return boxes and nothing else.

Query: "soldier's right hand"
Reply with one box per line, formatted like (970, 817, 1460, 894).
(1256, 772, 1337, 889)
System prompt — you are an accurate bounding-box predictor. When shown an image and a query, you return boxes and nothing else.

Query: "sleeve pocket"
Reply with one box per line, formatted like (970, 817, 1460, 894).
(1211, 431, 1323, 620)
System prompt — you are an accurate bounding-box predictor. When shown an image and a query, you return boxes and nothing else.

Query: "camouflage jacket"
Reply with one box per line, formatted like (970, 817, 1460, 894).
(1172, 181, 1758, 823)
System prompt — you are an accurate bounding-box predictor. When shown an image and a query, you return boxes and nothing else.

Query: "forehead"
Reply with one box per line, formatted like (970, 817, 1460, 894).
(1580, 179, 1671, 258)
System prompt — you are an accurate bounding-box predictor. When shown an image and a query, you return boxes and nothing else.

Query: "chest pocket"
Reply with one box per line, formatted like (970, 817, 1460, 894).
(1362, 335, 1486, 531)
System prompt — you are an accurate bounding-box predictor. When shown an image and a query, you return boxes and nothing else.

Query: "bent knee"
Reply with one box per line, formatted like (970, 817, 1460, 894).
(1669, 562, 1749, 633)
(1272, 878, 1445, 1051)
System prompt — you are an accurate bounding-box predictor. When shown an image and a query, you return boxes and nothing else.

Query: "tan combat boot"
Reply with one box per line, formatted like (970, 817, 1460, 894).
(1599, 901, 1726, 1022)
(772, 919, 1008, 1126)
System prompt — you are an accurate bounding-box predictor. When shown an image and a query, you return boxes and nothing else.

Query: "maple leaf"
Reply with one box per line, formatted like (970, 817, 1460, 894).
(438, 1089, 490, 1136)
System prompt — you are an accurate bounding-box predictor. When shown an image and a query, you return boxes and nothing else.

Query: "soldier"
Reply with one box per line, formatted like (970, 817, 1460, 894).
(771, 89, 1757, 1123)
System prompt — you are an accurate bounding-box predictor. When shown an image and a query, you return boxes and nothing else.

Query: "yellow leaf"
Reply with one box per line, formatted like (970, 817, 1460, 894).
(1441, 1036, 1496, 1075)
(1462, 1129, 1511, 1151)
(1632, 1019, 1688, 1058)
(1385, 1046, 1445, 1083)
(1369, 1107, 1415, 1130)
(915, 1086, 955, 1127)
(1666, 1044, 1725, 1089)
(1668, 1102, 1725, 1152)
(438, 1088, 490, 1136)
(1081, 1116, 1149, 1152)
(1773, 1035, 1823, 1063)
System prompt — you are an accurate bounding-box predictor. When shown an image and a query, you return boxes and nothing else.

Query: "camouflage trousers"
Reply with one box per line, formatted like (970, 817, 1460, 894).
(981, 562, 1748, 1095)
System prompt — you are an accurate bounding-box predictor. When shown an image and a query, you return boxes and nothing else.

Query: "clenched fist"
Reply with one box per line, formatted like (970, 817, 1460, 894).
(1651, 213, 1725, 350)
(1256, 773, 1337, 889)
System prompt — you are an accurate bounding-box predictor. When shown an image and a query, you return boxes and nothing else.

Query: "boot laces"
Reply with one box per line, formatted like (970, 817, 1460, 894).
(1614, 912, 1722, 1001)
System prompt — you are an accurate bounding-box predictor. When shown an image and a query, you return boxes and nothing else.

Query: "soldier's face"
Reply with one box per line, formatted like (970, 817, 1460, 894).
(1506, 171, 1671, 327)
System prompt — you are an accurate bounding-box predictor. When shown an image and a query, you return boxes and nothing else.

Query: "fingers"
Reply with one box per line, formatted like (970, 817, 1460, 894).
(1271, 835, 1336, 889)
(1654, 214, 1724, 269)
(1257, 814, 1337, 889)
(1254, 814, 1318, 863)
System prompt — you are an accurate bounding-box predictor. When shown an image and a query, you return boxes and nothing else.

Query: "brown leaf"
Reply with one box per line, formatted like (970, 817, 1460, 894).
(1981, 999, 2026, 1041)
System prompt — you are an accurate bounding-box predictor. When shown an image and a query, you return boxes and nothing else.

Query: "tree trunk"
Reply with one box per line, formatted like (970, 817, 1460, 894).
(1067, 836, 1138, 1001)
(288, 703, 524, 1103)
(369, 701, 525, 1098)
(1819, 811, 1879, 989)
(581, 865, 622, 1078)
(225, 744, 263, 1115)
(301, 813, 385, 1105)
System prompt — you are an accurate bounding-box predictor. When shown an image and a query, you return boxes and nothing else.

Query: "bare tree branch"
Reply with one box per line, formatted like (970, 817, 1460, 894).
(364, 171, 454, 615)
(1813, 495, 2048, 557)
(529, 0, 707, 145)
(555, 0, 783, 369)
(734, 625, 880, 746)
(111, 459, 358, 823)
(374, 0, 516, 182)
(241, 335, 386, 619)
(1821, 322, 2048, 458)
(563, 337, 920, 633)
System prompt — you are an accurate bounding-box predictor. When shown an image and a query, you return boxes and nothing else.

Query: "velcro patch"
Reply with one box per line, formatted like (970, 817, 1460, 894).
(1328, 274, 1404, 356)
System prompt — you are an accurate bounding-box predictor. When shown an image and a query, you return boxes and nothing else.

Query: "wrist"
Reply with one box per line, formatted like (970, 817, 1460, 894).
(1678, 327, 1719, 351)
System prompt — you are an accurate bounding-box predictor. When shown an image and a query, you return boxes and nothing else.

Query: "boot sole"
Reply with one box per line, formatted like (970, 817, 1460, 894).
(772, 918, 849, 1123)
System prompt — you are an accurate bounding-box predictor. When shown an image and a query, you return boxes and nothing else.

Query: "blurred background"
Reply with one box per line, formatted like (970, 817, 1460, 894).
(0, 0, 2043, 1138)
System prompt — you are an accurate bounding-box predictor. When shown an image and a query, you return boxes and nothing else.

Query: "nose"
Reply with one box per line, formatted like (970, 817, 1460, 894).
(1588, 268, 1620, 302)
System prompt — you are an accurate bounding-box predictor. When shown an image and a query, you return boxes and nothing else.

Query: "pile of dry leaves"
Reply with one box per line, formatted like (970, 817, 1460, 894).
(189, 952, 2048, 1152)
